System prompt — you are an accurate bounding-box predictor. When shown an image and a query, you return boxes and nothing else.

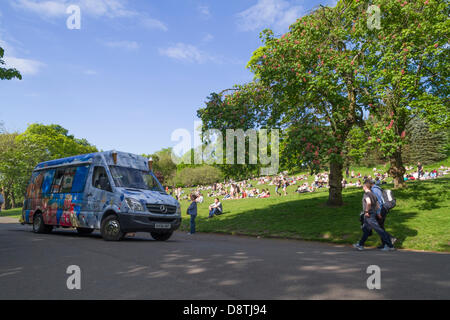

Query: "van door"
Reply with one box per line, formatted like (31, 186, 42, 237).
(88, 166, 113, 226)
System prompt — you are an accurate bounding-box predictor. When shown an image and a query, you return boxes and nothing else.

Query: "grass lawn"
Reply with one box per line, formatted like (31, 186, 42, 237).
(0, 208, 22, 219)
(179, 177, 450, 252)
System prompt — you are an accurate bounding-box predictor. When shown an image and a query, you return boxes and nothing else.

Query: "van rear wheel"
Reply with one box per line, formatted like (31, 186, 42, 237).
(33, 213, 53, 234)
(150, 231, 173, 241)
(101, 215, 124, 241)
(77, 227, 94, 235)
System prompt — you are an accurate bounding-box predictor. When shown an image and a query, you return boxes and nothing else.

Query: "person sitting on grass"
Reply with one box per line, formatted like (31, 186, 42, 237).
(208, 198, 223, 218)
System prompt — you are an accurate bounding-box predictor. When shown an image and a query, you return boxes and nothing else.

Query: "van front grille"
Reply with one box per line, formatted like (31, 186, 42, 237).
(146, 204, 177, 214)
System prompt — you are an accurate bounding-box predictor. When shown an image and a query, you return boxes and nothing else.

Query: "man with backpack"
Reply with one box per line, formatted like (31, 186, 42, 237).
(370, 180, 397, 249)
(353, 181, 395, 251)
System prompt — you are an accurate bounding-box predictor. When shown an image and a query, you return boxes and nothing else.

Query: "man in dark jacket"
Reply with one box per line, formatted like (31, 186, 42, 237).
(371, 182, 397, 249)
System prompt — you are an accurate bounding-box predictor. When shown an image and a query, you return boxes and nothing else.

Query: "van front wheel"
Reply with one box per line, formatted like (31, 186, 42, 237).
(150, 231, 173, 241)
(101, 215, 124, 241)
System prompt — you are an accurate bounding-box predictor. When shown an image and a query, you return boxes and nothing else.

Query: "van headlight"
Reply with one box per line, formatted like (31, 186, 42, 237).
(125, 198, 145, 212)
(176, 205, 181, 215)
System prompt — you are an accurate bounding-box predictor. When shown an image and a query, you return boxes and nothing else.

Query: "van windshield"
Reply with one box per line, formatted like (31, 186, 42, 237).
(109, 166, 164, 192)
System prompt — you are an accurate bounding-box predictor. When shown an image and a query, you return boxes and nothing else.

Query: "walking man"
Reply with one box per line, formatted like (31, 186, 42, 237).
(353, 181, 395, 251)
(370, 181, 397, 249)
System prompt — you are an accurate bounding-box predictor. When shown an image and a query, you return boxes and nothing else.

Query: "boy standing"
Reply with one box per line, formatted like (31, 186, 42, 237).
(187, 194, 198, 235)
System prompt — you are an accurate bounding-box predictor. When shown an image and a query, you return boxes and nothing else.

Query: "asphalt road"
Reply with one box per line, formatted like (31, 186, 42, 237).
(0, 217, 449, 300)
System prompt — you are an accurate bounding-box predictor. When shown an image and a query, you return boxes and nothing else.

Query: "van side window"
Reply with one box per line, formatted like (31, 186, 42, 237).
(51, 168, 66, 193)
(92, 166, 112, 192)
(42, 169, 55, 194)
(60, 167, 77, 193)
(71, 165, 90, 193)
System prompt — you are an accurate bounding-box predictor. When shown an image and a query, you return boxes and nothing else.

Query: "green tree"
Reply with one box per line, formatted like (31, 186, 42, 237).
(0, 124, 98, 209)
(143, 148, 178, 185)
(197, 83, 275, 180)
(402, 116, 448, 165)
(247, 3, 371, 205)
(0, 47, 22, 80)
(173, 165, 223, 187)
(360, 0, 449, 187)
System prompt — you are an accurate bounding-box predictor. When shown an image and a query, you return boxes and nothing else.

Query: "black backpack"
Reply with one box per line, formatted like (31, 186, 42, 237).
(381, 188, 396, 211)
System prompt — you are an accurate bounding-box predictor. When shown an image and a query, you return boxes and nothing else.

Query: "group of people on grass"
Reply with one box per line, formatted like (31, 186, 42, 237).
(172, 162, 449, 205)
(182, 162, 448, 242)
(404, 162, 448, 181)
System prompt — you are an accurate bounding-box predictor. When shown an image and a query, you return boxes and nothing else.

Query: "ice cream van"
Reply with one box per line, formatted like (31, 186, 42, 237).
(21, 151, 181, 241)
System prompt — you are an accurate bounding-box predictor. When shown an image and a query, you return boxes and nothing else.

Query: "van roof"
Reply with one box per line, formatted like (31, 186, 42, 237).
(34, 151, 149, 171)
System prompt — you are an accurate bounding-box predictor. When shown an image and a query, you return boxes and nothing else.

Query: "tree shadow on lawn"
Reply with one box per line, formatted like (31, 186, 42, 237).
(188, 190, 420, 250)
(395, 178, 449, 210)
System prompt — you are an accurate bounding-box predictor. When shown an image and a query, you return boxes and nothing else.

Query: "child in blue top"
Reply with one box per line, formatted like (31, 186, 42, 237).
(187, 194, 198, 235)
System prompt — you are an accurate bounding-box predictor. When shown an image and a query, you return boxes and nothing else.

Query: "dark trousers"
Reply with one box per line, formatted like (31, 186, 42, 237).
(190, 215, 196, 234)
(209, 208, 220, 217)
(378, 208, 395, 246)
(359, 215, 393, 247)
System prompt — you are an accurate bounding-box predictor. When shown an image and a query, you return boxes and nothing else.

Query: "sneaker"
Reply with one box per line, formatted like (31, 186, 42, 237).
(380, 245, 395, 251)
(353, 243, 364, 251)
(391, 237, 398, 245)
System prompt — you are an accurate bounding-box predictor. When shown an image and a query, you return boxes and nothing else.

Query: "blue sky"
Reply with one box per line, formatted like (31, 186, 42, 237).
(1, 0, 334, 155)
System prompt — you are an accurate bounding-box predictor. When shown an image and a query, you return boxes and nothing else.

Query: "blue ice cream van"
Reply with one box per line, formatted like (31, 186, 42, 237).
(20, 151, 181, 241)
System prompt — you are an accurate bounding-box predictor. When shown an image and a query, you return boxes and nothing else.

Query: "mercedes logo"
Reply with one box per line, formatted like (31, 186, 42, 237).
(159, 205, 167, 213)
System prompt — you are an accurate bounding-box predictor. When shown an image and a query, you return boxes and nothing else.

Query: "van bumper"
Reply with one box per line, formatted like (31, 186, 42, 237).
(118, 213, 181, 233)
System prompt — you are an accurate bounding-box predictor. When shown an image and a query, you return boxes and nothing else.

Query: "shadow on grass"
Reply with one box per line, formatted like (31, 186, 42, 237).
(395, 178, 449, 210)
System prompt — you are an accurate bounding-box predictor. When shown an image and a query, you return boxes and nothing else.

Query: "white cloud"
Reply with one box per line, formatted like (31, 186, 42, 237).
(10, 0, 134, 18)
(159, 43, 218, 64)
(140, 17, 168, 31)
(4, 56, 45, 75)
(236, 0, 304, 32)
(83, 69, 97, 75)
(10, 0, 168, 30)
(198, 5, 211, 18)
(11, 0, 66, 17)
(103, 40, 140, 50)
(202, 33, 214, 42)
(1, 35, 45, 76)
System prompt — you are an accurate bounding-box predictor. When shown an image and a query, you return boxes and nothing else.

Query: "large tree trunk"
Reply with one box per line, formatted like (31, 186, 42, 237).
(388, 150, 406, 188)
(327, 160, 343, 206)
(10, 190, 16, 209)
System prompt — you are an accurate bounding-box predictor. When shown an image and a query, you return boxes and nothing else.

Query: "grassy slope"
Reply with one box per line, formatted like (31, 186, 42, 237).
(178, 160, 450, 252)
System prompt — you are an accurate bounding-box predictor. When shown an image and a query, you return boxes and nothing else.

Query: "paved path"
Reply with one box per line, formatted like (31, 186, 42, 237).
(0, 218, 449, 299)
